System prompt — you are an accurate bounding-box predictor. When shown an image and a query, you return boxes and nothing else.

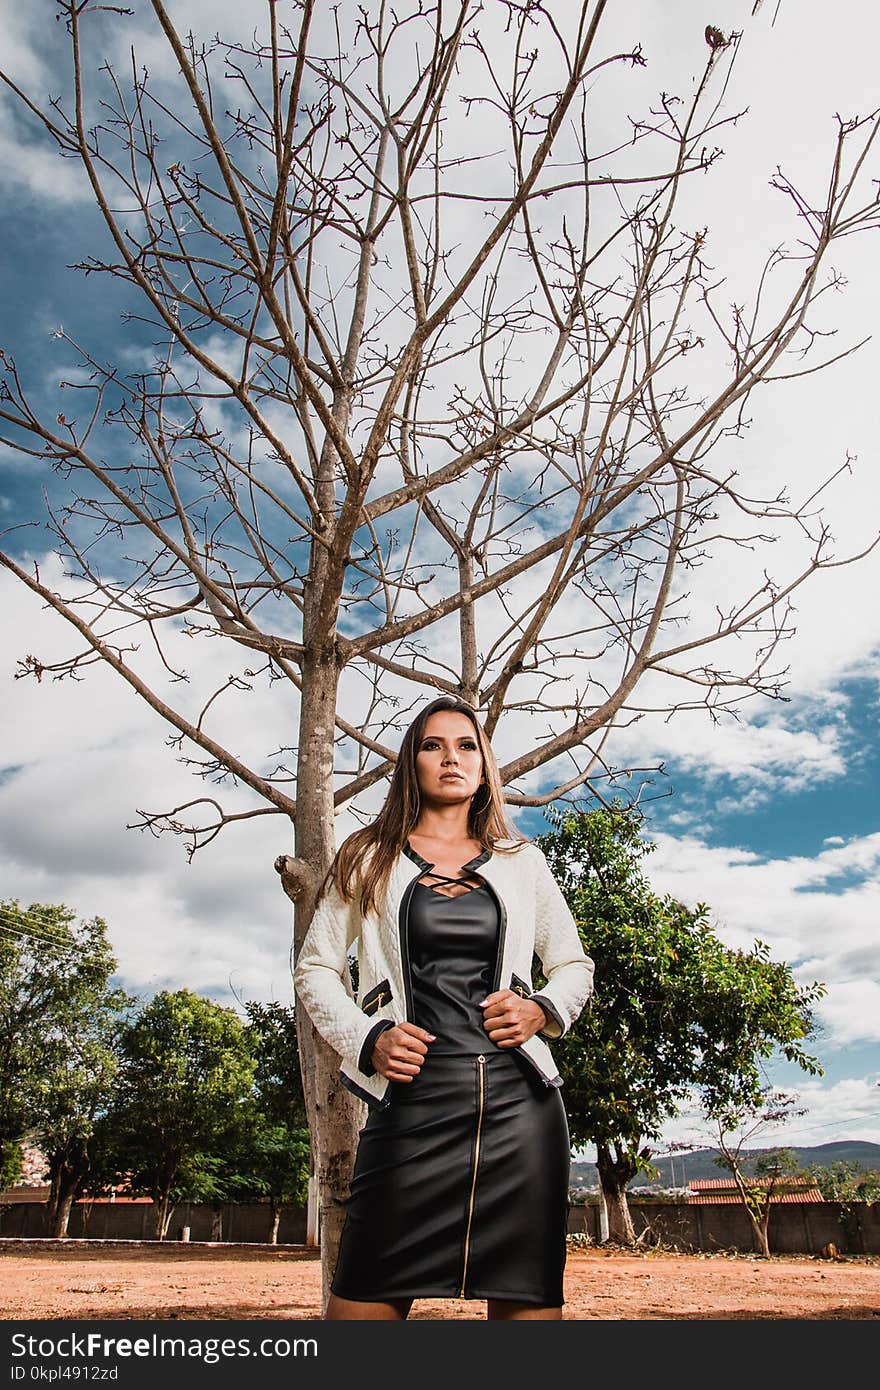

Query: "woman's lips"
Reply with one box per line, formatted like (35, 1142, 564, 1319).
(440, 773, 463, 780)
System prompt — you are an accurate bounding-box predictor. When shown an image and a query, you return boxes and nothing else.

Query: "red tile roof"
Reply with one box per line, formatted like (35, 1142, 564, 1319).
(689, 1176, 824, 1204)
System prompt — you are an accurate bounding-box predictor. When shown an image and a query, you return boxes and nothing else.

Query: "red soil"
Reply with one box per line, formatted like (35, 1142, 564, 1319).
(1, 1243, 878, 1320)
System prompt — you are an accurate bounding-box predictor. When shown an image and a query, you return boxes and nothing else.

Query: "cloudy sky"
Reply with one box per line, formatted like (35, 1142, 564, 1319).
(1, 0, 879, 1156)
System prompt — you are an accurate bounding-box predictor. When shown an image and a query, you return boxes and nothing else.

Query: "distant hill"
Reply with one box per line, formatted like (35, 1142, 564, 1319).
(570, 1140, 880, 1191)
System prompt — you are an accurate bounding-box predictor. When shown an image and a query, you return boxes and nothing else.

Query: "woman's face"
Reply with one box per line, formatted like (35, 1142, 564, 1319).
(414, 710, 486, 809)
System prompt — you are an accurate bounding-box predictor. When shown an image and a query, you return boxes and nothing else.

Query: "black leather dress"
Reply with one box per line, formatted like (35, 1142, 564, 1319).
(330, 848, 571, 1307)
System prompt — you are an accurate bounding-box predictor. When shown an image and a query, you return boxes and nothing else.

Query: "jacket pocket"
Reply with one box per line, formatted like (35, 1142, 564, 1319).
(510, 972, 532, 999)
(360, 978, 393, 1016)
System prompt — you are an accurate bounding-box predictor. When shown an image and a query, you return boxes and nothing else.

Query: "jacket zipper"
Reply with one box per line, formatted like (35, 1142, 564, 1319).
(459, 1054, 486, 1298)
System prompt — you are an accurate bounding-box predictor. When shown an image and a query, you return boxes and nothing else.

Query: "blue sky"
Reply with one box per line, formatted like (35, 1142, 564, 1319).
(1, 0, 879, 1156)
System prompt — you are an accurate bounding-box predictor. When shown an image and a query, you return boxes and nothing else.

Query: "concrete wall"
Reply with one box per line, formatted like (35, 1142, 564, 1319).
(2, 1197, 877, 1253)
(0, 1200, 306, 1245)
(566, 1200, 880, 1255)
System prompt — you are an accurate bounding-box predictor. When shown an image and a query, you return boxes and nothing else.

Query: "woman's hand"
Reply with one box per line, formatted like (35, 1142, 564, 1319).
(370, 1021, 436, 1081)
(479, 989, 547, 1047)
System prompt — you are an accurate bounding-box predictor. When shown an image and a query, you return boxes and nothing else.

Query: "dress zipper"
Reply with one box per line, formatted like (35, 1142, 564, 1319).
(459, 1054, 486, 1298)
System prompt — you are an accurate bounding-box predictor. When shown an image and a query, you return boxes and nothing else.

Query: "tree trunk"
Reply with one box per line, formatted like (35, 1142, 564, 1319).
(721, 1155, 773, 1258)
(154, 1191, 174, 1240)
(46, 1151, 86, 1238)
(597, 1187, 610, 1244)
(753, 1209, 771, 1258)
(305, 1171, 320, 1247)
(290, 641, 365, 1313)
(595, 1143, 638, 1246)
(48, 1184, 77, 1239)
(269, 1200, 280, 1246)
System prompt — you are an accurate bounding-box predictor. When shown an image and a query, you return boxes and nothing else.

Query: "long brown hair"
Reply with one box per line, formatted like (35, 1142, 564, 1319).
(319, 697, 527, 917)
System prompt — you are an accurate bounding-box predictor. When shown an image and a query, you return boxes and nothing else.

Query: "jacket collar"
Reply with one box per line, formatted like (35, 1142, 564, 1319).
(401, 840, 493, 874)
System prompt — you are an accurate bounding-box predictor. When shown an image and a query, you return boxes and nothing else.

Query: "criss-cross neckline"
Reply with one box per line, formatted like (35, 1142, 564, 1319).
(415, 871, 488, 900)
(403, 839, 493, 898)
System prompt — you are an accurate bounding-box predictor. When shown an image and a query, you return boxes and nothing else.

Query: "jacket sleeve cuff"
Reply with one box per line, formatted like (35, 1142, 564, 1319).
(530, 993, 565, 1040)
(358, 1019, 395, 1076)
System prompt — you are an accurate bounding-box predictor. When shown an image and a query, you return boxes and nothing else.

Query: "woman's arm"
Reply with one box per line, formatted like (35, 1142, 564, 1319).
(528, 844, 595, 1039)
(293, 883, 388, 1076)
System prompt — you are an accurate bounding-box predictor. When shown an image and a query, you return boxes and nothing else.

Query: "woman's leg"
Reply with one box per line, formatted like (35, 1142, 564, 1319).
(486, 1299, 562, 1321)
(324, 1293, 413, 1320)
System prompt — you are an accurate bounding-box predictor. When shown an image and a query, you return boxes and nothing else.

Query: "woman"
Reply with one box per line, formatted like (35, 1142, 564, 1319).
(294, 696, 594, 1320)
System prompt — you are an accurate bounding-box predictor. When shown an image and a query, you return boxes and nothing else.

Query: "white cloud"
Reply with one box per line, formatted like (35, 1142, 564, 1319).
(572, 1073, 880, 1160)
(646, 830, 880, 1051)
(816, 981, 880, 1049)
(0, 116, 92, 205)
(0, 3, 91, 203)
(0, 554, 310, 1006)
(658, 1075, 880, 1152)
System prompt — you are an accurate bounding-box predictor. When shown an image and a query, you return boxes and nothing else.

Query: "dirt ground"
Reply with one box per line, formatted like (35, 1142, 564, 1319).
(1, 1242, 879, 1320)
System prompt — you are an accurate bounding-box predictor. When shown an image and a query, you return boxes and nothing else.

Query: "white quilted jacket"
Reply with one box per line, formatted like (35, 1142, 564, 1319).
(293, 837, 595, 1108)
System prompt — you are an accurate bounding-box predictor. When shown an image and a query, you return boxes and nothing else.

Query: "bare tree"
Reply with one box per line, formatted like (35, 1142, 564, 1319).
(711, 1092, 807, 1258)
(1, 1, 878, 1302)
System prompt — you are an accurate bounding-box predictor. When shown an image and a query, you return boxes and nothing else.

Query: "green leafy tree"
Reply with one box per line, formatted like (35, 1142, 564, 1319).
(102, 989, 257, 1239)
(537, 810, 825, 1245)
(0, 1141, 23, 1191)
(807, 1159, 880, 1253)
(0, 900, 129, 1230)
(225, 1114, 311, 1243)
(32, 990, 133, 1237)
(233, 1002, 310, 1243)
(808, 1160, 880, 1204)
(164, 1003, 310, 1243)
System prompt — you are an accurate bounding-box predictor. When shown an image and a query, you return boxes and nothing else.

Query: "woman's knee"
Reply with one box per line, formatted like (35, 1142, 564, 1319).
(324, 1292, 412, 1320)
(486, 1298, 562, 1321)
